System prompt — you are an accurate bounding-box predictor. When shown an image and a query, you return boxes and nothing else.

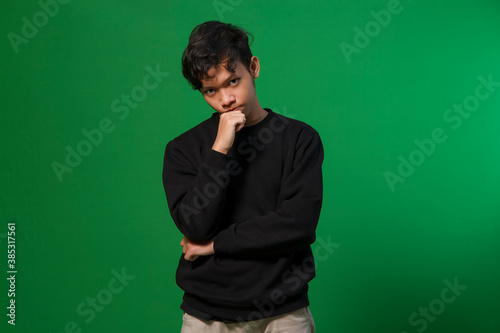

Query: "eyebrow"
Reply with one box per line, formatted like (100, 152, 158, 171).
(201, 73, 238, 91)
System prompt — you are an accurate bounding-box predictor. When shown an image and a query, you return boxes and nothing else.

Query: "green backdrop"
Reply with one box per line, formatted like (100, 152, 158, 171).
(1, 0, 499, 332)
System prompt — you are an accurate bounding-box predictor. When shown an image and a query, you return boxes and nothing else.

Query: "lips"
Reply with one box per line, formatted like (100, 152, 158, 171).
(227, 106, 240, 112)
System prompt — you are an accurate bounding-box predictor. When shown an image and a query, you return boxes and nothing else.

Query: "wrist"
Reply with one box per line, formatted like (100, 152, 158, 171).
(212, 142, 229, 154)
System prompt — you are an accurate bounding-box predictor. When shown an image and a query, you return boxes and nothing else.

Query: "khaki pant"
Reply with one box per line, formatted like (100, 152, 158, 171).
(180, 307, 315, 333)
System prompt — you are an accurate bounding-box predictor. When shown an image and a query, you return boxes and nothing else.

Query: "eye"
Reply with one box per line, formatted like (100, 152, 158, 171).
(204, 89, 215, 96)
(229, 78, 240, 86)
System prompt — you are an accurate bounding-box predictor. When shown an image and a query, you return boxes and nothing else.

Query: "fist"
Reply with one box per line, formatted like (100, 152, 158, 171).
(180, 236, 215, 261)
(212, 110, 246, 154)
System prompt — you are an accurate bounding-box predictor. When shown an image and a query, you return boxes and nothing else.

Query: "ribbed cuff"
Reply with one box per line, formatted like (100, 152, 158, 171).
(205, 148, 232, 170)
(213, 226, 233, 255)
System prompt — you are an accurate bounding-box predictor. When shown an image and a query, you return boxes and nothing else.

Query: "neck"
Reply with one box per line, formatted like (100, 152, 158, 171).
(245, 104, 268, 127)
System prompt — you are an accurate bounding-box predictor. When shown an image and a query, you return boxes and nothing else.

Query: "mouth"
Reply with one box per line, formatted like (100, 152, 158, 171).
(226, 106, 240, 112)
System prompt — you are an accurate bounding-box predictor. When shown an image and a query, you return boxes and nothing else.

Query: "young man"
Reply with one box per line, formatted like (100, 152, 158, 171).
(162, 21, 323, 332)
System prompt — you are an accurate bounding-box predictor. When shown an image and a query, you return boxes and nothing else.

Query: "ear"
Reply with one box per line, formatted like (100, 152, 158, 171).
(249, 56, 260, 79)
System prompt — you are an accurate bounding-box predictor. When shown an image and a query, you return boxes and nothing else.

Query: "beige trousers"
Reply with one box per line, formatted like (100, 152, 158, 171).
(180, 307, 315, 333)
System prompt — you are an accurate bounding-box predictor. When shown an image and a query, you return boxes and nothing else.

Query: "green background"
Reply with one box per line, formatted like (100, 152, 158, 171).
(1, 0, 500, 332)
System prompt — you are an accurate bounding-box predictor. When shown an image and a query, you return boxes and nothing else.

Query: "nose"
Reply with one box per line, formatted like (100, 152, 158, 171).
(220, 89, 236, 108)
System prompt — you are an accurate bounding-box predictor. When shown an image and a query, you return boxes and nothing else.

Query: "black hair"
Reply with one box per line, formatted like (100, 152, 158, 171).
(181, 21, 254, 90)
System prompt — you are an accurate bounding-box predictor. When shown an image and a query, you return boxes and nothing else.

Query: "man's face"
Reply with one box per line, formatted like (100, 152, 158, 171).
(200, 57, 260, 117)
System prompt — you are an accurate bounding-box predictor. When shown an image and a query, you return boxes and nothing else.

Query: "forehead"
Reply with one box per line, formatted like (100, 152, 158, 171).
(202, 60, 245, 87)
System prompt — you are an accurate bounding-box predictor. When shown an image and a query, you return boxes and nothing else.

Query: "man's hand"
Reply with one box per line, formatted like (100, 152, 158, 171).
(212, 110, 246, 154)
(180, 236, 215, 261)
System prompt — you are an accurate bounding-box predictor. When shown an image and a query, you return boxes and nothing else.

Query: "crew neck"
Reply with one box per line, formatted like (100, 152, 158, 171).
(239, 108, 273, 132)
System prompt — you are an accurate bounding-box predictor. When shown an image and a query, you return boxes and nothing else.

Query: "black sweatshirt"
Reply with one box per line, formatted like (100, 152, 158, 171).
(162, 108, 324, 322)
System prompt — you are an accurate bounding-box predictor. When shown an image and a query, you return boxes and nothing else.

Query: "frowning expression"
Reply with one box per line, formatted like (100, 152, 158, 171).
(200, 57, 261, 117)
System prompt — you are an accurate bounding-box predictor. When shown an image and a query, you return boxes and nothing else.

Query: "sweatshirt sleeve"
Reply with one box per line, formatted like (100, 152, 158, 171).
(162, 140, 234, 241)
(213, 131, 324, 258)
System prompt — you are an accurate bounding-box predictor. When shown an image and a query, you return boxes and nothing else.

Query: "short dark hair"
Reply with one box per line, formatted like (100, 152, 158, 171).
(181, 21, 253, 90)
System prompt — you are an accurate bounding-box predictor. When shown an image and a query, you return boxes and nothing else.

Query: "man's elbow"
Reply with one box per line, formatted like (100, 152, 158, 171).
(177, 220, 219, 242)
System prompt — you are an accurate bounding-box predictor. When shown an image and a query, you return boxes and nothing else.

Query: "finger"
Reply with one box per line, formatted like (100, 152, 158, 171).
(224, 110, 243, 115)
(184, 250, 194, 261)
(235, 118, 246, 132)
(185, 254, 199, 261)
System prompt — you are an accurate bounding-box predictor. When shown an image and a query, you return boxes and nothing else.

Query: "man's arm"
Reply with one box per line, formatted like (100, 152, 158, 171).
(212, 131, 324, 258)
(163, 141, 230, 241)
(163, 111, 246, 242)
